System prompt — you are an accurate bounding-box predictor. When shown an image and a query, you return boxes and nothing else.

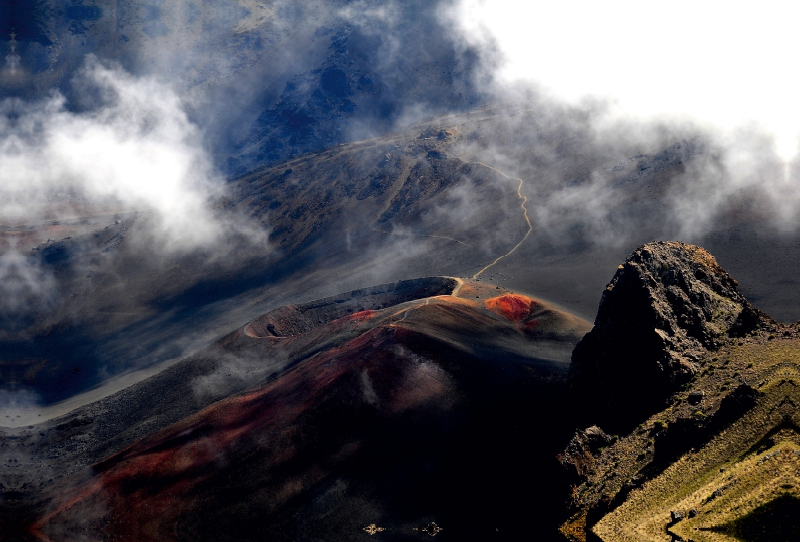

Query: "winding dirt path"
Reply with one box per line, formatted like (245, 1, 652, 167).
(464, 161, 533, 280)
(449, 277, 465, 297)
(390, 298, 432, 325)
(389, 276, 468, 324)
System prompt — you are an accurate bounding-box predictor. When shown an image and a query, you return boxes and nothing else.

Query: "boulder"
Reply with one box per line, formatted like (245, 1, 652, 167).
(559, 425, 613, 479)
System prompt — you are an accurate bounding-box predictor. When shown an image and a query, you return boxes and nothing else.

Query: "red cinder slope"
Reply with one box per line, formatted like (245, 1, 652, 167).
(35, 279, 590, 542)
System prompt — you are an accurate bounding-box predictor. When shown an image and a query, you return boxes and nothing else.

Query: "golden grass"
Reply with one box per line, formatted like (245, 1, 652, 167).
(566, 336, 800, 541)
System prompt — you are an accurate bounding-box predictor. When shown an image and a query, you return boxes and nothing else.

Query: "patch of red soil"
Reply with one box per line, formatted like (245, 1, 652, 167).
(334, 310, 376, 324)
(35, 324, 454, 541)
(485, 294, 536, 322)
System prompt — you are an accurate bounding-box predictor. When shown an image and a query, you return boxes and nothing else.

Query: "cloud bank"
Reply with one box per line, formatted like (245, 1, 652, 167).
(1, 57, 220, 251)
(448, 0, 800, 162)
(440, 1, 800, 243)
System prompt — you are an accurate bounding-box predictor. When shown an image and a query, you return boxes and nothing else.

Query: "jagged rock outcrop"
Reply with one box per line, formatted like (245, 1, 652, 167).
(568, 241, 760, 431)
(559, 425, 614, 481)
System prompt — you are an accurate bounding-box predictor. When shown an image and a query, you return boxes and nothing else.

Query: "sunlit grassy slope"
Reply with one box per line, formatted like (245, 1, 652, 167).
(565, 334, 800, 542)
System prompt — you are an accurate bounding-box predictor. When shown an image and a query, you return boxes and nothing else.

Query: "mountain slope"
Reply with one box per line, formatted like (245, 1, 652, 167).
(9, 278, 589, 541)
(8, 105, 799, 407)
(558, 242, 800, 542)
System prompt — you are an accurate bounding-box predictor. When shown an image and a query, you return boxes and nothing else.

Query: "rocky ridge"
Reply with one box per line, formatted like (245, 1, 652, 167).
(559, 242, 799, 542)
(568, 241, 761, 431)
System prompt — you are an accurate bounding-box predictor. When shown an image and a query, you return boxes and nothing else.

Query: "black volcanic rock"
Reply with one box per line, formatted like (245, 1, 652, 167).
(559, 425, 613, 480)
(568, 241, 759, 431)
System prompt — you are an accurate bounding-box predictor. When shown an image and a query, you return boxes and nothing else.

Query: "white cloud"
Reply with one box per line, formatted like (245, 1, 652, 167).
(0, 57, 221, 251)
(449, 0, 800, 161)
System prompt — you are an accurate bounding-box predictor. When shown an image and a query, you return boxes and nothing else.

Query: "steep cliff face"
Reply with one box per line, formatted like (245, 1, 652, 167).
(568, 241, 760, 431)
